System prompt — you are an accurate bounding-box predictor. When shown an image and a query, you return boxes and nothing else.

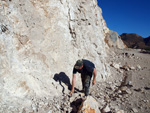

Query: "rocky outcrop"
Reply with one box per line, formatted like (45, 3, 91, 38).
(0, 0, 110, 110)
(78, 96, 100, 113)
(105, 30, 126, 49)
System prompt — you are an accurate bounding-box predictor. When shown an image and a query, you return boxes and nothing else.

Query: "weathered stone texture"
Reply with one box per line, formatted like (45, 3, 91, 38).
(78, 96, 100, 113)
(0, 0, 110, 109)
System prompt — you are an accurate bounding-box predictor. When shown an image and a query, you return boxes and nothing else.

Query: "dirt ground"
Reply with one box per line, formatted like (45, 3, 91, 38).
(89, 48, 150, 113)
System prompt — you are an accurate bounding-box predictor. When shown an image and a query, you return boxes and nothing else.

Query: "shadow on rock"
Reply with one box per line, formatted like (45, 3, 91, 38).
(53, 72, 72, 94)
(70, 98, 83, 113)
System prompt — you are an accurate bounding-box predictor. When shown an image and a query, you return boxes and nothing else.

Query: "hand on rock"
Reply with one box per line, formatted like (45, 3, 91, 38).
(92, 80, 96, 85)
(69, 90, 74, 96)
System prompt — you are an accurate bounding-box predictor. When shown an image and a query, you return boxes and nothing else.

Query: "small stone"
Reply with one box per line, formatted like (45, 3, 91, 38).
(120, 86, 128, 92)
(116, 110, 125, 113)
(110, 85, 115, 91)
(118, 90, 122, 93)
(118, 95, 122, 98)
(108, 82, 112, 84)
(64, 107, 68, 111)
(143, 100, 149, 103)
(141, 88, 145, 93)
(126, 89, 132, 94)
(124, 94, 129, 98)
(130, 66, 135, 70)
(112, 93, 116, 97)
(120, 98, 125, 102)
(132, 108, 138, 112)
(55, 104, 60, 109)
(102, 105, 111, 113)
(137, 64, 141, 70)
(128, 81, 132, 86)
(114, 64, 120, 69)
(111, 63, 120, 69)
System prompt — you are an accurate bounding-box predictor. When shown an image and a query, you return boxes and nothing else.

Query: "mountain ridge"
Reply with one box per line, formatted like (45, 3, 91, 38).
(120, 33, 150, 50)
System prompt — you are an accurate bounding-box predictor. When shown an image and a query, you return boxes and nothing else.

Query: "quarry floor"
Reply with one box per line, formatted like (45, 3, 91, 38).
(53, 48, 150, 113)
(90, 48, 150, 113)
(56, 48, 150, 113)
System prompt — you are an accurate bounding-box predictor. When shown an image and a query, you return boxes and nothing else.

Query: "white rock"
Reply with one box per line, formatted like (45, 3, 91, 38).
(113, 63, 120, 69)
(110, 85, 115, 91)
(116, 110, 125, 113)
(132, 108, 138, 113)
(128, 81, 132, 86)
(130, 66, 135, 70)
(120, 86, 128, 92)
(56, 104, 60, 110)
(118, 95, 122, 98)
(118, 90, 122, 93)
(78, 96, 100, 113)
(126, 89, 132, 94)
(102, 105, 111, 113)
(137, 64, 141, 70)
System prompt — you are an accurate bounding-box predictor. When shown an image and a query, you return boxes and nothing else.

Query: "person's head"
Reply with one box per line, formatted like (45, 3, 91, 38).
(74, 59, 83, 70)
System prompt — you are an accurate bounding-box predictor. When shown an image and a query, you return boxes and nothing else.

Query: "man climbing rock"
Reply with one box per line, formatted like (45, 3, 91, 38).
(70, 59, 97, 96)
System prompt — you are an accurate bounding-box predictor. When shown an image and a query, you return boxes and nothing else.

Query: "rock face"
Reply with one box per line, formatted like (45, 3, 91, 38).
(0, 0, 110, 109)
(105, 30, 126, 49)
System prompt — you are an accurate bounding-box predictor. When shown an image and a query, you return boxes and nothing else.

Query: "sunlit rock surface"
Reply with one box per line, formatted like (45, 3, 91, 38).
(78, 96, 100, 113)
(0, 0, 110, 110)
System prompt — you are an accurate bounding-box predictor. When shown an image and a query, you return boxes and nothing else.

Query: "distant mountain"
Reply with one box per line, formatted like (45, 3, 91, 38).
(120, 33, 150, 50)
(144, 36, 150, 46)
(120, 33, 145, 49)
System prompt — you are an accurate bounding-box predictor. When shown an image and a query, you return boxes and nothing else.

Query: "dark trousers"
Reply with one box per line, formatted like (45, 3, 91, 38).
(81, 74, 92, 96)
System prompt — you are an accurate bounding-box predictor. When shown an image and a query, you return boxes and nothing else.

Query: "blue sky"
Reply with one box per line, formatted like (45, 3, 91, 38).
(97, 0, 150, 38)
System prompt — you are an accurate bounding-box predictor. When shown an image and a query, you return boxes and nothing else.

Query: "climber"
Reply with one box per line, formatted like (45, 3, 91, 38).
(69, 59, 97, 96)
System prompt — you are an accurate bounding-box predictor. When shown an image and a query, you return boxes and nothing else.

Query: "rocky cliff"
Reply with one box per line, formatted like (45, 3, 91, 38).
(0, 0, 110, 111)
